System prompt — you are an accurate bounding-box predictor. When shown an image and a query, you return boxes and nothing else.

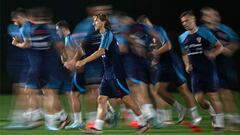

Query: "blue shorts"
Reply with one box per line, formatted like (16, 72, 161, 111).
(99, 78, 130, 98)
(84, 60, 104, 85)
(216, 56, 239, 90)
(25, 49, 68, 90)
(122, 54, 150, 84)
(191, 71, 219, 93)
(72, 70, 86, 93)
(217, 69, 239, 90)
(7, 49, 29, 86)
(151, 63, 186, 86)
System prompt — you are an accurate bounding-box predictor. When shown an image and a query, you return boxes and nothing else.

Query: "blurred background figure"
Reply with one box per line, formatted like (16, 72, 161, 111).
(118, 15, 157, 126)
(201, 6, 240, 130)
(137, 14, 202, 127)
(56, 20, 85, 129)
(11, 7, 71, 130)
(5, 7, 43, 129)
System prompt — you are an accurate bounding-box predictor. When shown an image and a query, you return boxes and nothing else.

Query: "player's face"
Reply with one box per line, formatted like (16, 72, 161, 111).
(201, 10, 220, 25)
(12, 17, 22, 26)
(181, 15, 196, 31)
(93, 17, 104, 31)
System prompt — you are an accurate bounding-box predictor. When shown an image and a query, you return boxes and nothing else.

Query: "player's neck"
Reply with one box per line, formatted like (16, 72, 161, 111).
(99, 27, 106, 34)
(189, 26, 198, 34)
(64, 30, 71, 37)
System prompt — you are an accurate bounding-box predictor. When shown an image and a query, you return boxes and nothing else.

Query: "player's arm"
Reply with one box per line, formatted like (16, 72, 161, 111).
(64, 40, 86, 71)
(72, 40, 85, 60)
(205, 41, 223, 59)
(146, 27, 161, 45)
(222, 41, 240, 56)
(75, 48, 105, 68)
(61, 50, 68, 63)
(178, 34, 192, 73)
(73, 48, 84, 60)
(182, 53, 192, 73)
(76, 30, 113, 68)
(221, 24, 240, 55)
(12, 37, 30, 48)
(148, 26, 171, 57)
(151, 41, 172, 58)
(124, 33, 140, 47)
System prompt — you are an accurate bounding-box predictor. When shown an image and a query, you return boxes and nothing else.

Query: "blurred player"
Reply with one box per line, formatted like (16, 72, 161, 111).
(12, 7, 70, 130)
(122, 18, 157, 124)
(5, 8, 43, 129)
(201, 6, 240, 130)
(56, 20, 85, 129)
(138, 15, 202, 126)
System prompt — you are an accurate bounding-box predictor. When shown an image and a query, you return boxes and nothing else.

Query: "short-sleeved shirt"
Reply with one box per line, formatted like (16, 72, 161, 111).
(99, 30, 126, 80)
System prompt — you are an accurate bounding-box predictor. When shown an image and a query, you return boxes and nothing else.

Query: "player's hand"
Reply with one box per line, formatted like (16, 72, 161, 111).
(64, 61, 75, 71)
(68, 59, 77, 67)
(185, 64, 193, 73)
(75, 60, 87, 69)
(12, 37, 20, 45)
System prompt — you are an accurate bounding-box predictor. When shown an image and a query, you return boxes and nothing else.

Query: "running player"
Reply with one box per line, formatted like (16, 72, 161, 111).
(56, 20, 85, 129)
(76, 14, 149, 134)
(179, 10, 224, 131)
(138, 15, 202, 126)
(201, 6, 240, 129)
(5, 8, 43, 129)
(12, 7, 70, 130)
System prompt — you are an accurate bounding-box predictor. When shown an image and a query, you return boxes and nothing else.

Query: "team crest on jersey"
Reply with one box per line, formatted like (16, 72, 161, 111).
(196, 37, 201, 43)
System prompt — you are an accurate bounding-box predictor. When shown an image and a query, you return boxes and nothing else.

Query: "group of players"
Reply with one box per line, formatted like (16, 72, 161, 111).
(5, 3, 240, 134)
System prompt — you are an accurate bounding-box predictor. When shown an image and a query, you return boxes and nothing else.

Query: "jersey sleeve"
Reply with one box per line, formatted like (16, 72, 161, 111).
(20, 22, 31, 40)
(198, 26, 218, 48)
(48, 24, 64, 43)
(99, 30, 113, 50)
(7, 24, 21, 38)
(220, 24, 240, 42)
(178, 31, 188, 54)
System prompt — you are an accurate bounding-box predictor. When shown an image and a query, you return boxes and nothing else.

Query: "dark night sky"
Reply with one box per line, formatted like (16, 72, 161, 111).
(0, 0, 240, 92)
(1, 0, 240, 32)
(1, 0, 239, 51)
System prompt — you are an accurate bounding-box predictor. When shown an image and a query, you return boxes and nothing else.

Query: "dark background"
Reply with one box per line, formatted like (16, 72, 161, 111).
(1, 0, 239, 94)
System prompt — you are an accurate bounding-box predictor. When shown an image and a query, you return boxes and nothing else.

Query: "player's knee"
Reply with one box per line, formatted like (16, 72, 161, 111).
(98, 96, 108, 105)
(194, 94, 204, 105)
(208, 92, 220, 102)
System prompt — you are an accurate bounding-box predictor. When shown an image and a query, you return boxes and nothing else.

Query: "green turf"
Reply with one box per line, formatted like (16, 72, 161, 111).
(0, 94, 240, 135)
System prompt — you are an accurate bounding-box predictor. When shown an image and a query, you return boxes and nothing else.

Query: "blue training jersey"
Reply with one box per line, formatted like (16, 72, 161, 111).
(202, 24, 240, 71)
(178, 26, 218, 73)
(64, 34, 82, 51)
(73, 17, 102, 57)
(99, 30, 126, 79)
(202, 24, 240, 47)
(21, 22, 63, 50)
(149, 25, 180, 65)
